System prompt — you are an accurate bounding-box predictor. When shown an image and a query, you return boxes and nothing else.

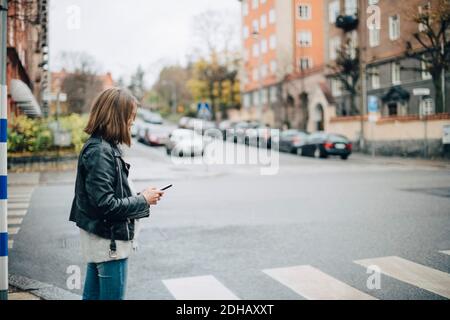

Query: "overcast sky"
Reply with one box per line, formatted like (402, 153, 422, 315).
(50, 0, 241, 86)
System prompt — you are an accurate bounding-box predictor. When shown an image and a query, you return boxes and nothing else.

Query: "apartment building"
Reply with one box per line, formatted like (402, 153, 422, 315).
(6, 0, 49, 119)
(325, 0, 450, 157)
(239, 0, 331, 129)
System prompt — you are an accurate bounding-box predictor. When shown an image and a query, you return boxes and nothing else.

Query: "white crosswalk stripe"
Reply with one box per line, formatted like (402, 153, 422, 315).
(163, 275, 240, 300)
(8, 217, 23, 225)
(355, 256, 450, 299)
(8, 209, 27, 217)
(8, 227, 20, 235)
(263, 265, 376, 300)
(7, 186, 35, 250)
(440, 250, 450, 256)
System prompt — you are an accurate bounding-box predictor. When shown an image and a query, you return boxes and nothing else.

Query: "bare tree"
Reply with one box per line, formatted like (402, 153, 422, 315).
(327, 40, 361, 116)
(57, 52, 103, 114)
(404, 0, 450, 114)
(190, 10, 239, 60)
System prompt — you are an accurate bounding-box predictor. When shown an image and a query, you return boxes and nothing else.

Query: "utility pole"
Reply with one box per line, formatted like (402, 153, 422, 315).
(0, 0, 9, 301)
(252, 30, 263, 123)
(359, 0, 367, 152)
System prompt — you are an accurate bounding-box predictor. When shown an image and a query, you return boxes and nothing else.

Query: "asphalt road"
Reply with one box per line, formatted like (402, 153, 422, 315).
(8, 135, 450, 300)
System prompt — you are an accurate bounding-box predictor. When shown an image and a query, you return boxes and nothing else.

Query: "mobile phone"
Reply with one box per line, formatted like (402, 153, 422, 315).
(160, 184, 173, 191)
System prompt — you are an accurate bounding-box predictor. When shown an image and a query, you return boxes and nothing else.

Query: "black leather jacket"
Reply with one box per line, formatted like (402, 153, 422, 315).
(69, 134, 150, 247)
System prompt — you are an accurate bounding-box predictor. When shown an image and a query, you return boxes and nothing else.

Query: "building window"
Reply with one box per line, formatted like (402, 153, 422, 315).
(298, 4, 312, 20)
(298, 30, 312, 47)
(243, 93, 251, 108)
(389, 15, 400, 40)
(420, 97, 434, 115)
(261, 88, 268, 104)
(261, 38, 267, 54)
(330, 36, 341, 60)
(260, 14, 267, 29)
(369, 67, 380, 89)
(391, 62, 401, 85)
(299, 57, 313, 71)
(253, 91, 260, 106)
(252, 43, 259, 57)
(243, 49, 249, 62)
(369, 28, 380, 47)
(269, 8, 276, 24)
(269, 34, 277, 50)
(270, 86, 278, 103)
(329, 1, 340, 24)
(261, 64, 268, 79)
(421, 61, 432, 80)
(270, 60, 277, 74)
(242, 0, 249, 16)
(252, 0, 258, 10)
(347, 31, 358, 58)
(345, 0, 357, 16)
(253, 68, 259, 82)
(243, 26, 249, 39)
(331, 79, 342, 97)
(418, 3, 431, 32)
(252, 19, 259, 33)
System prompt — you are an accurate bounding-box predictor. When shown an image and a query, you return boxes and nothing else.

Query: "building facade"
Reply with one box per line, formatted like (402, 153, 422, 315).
(239, 0, 331, 129)
(6, 0, 49, 120)
(325, 0, 450, 157)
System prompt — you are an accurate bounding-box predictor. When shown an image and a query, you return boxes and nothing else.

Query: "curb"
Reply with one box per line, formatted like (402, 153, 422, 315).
(9, 274, 81, 300)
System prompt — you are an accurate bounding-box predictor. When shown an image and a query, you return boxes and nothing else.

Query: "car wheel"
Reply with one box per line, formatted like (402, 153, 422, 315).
(341, 155, 349, 160)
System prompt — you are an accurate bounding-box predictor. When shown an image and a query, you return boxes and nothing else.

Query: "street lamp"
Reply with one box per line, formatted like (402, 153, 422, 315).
(252, 29, 264, 123)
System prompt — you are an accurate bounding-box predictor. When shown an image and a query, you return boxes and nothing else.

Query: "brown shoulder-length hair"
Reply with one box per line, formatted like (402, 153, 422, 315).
(85, 87, 138, 147)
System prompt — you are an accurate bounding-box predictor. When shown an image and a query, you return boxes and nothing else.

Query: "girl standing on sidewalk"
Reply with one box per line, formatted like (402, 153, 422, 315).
(69, 88, 164, 300)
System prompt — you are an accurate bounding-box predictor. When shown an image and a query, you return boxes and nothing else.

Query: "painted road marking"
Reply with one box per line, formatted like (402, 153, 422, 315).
(8, 217, 23, 225)
(163, 275, 240, 300)
(263, 265, 376, 300)
(8, 240, 13, 249)
(439, 251, 450, 256)
(7, 209, 27, 217)
(355, 256, 450, 299)
(8, 227, 20, 235)
(8, 203, 29, 210)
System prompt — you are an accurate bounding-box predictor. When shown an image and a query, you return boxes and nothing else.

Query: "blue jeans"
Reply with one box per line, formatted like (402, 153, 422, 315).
(82, 259, 128, 300)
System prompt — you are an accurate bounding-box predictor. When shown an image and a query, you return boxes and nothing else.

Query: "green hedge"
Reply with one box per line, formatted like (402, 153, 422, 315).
(7, 114, 89, 154)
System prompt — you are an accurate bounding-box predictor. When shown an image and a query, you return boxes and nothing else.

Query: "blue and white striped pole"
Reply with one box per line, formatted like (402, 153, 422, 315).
(0, 0, 8, 301)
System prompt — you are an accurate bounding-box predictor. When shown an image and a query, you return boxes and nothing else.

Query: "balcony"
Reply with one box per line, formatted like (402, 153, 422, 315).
(335, 15, 359, 32)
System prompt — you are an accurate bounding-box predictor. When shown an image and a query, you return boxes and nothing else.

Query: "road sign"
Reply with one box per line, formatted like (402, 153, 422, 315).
(443, 125, 450, 145)
(368, 96, 379, 113)
(413, 88, 430, 96)
(197, 102, 212, 120)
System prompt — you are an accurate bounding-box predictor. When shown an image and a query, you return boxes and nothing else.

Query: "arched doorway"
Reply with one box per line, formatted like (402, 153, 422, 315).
(314, 104, 324, 131)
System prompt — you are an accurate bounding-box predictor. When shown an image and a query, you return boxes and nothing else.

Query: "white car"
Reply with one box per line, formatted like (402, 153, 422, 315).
(165, 129, 205, 157)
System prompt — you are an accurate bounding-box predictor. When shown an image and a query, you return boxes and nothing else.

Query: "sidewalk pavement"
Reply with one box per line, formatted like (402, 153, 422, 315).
(7, 274, 81, 300)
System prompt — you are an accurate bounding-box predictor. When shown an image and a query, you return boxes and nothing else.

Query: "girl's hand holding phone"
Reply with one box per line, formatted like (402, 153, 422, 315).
(141, 187, 164, 205)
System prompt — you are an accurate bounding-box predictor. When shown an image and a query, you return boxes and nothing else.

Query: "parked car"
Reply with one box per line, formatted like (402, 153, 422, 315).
(279, 130, 309, 154)
(140, 125, 171, 146)
(218, 120, 236, 137)
(165, 129, 205, 157)
(143, 112, 163, 125)
(131, 118, 144, 138)
(245, 125, 275, 148)
(226, 121, 251, 143)
(178, 116, 193, 129)
(300, 132, 352, 160)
